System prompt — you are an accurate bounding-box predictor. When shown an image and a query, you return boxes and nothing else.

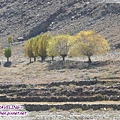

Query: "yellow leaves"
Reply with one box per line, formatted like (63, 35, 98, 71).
(47, 37, 59, 57)
(67, 36, 76, 47)
(31, 37, 39, 57)
(53, 34, 70, 56)
(24, 33, 52, 61)
(68, 43, 80, 57)
(24, 30, 110, 62)
(37, 33, 51, 57)
(68, 30, 110, 58)
(24, 38, 34, 58)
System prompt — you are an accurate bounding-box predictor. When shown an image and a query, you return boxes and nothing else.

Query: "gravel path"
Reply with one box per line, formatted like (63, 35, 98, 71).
(0, 102, 120, 120)
(0, 101, 120, 105)
(0, 110, 120, 120)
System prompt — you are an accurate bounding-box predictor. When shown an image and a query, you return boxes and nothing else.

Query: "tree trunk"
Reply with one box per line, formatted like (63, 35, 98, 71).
(7, 57, 9, 62)
(61, 54, 67, 61)
(51, 56, 54, 61)
(30, 57, 32, 63)
(88, 56, 92, 63)
(34, 57, 36, 62)
(62, 56, 65, 61)
(41, 56, 46, 61)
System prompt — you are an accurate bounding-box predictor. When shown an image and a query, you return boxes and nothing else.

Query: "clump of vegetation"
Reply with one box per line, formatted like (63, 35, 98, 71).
(49, 107, 57, 112)
(10, 86, 17, 90)
(24, 39, 34, 63)
(74, 108, 83, 113)
(68, 30, 110, 63)
(4, 47, 12, 62)
(24, 33, 52, 62)
(24, 30, 110, 63)
(50, 34, 70, 61)
(47, 37, 58, 60)
(104, 81, 114, 86)
(68, 84, 76, 90)
(37, 34, 51, 61)
(8, 36, 13, 44)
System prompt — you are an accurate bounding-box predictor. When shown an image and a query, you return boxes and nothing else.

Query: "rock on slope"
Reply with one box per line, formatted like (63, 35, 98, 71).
(0, 0, 120, 48)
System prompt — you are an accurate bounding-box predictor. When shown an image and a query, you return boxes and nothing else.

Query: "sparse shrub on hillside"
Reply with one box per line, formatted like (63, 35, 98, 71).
(8, 36, 13, 44)
(68, 30, 110, 63)
(4, 47, 12, 62)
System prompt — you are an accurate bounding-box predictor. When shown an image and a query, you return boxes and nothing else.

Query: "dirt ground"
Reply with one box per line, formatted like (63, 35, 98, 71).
(0, 108, 120, 120)
(0, 42, 120, 85)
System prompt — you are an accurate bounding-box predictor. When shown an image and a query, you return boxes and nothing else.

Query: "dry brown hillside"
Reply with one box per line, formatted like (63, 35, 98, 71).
(0, 0, 120, 49)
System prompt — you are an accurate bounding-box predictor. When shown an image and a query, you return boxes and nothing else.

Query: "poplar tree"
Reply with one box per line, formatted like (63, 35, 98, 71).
(47, 37, 58, 60)
(24, 39, 34, 63)
(37, 34, 51, 61)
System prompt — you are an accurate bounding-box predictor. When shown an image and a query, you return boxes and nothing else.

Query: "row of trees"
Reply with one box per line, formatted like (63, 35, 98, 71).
(24, 30, 110, 63)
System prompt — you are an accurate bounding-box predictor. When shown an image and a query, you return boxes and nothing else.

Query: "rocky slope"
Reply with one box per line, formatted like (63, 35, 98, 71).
(0, 0, 120, 48)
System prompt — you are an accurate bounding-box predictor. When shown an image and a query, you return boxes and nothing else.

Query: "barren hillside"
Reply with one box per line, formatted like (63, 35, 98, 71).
(0, 0, 120, 49)
(0, 1, 120, 118)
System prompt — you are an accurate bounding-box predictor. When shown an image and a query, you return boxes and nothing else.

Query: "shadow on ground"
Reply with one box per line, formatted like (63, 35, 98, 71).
(3, 62, 12, 67)
(47, 60, 112, 70)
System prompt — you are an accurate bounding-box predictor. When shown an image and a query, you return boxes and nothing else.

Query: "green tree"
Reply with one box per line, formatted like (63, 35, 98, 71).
(4, 47, 12, 62)
(31, 37, 39, 62)
(24, 39, 34, 63)
(47, 37, 58, 60)
(68, 30, 110, 63)
(8, 36, 13, 44)
(37, 34, 51, 61)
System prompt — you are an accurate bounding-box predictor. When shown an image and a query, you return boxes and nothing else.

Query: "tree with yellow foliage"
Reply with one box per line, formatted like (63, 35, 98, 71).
(25, 33, 52, 62)
(53, 34, 70, 61)
(37, 33, 51, 61)
(24, 39, 34, 63)
(47, 37, 59, 60)
(68, 30, 110, 63)
(31, 37, 39, 62)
